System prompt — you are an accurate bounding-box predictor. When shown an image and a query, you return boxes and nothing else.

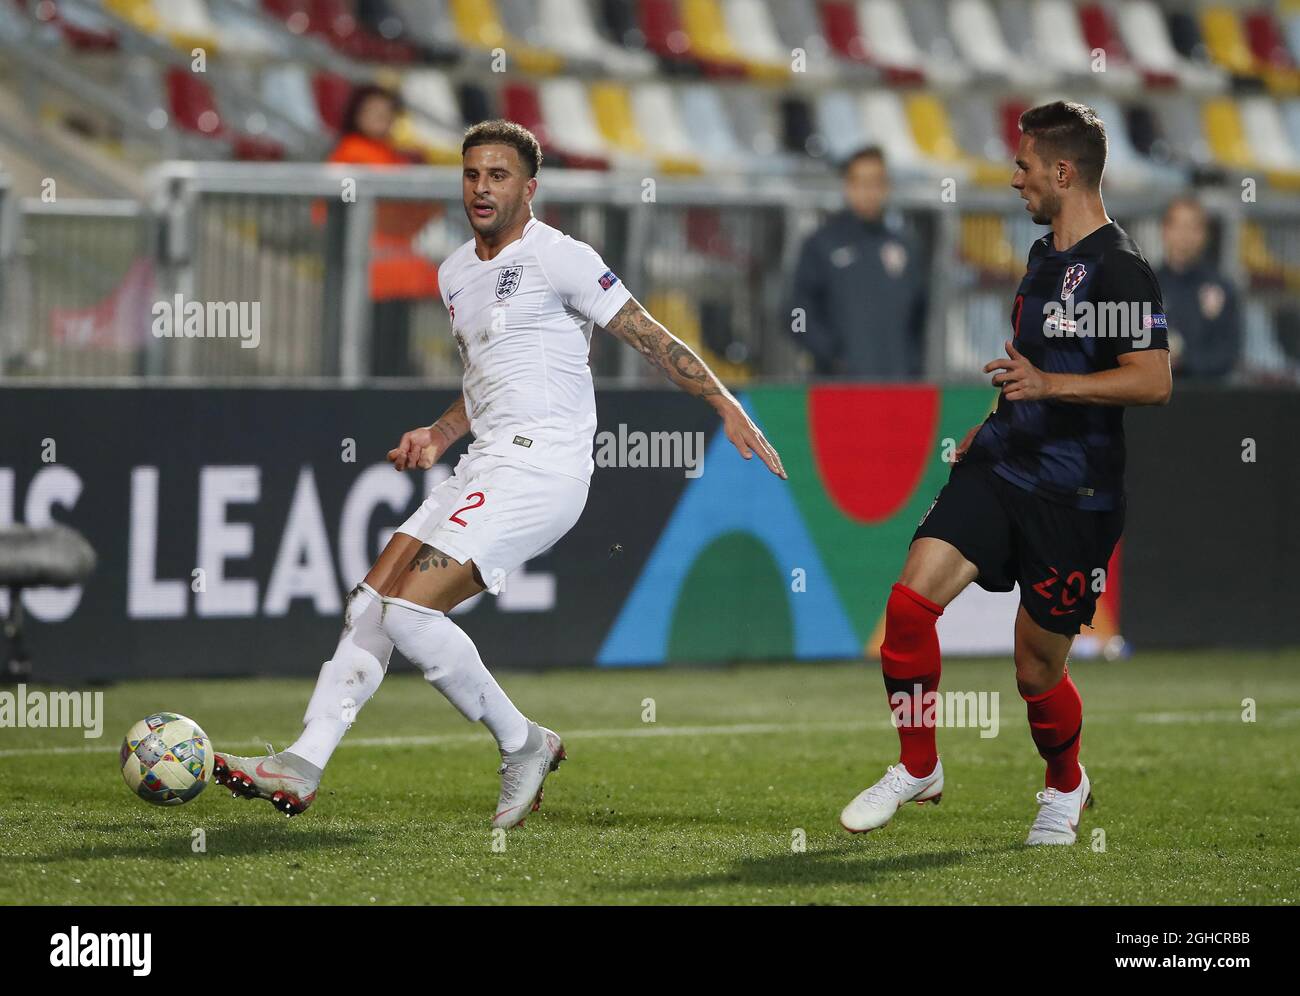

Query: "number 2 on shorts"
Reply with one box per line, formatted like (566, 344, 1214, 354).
(449, 491, 485, 526)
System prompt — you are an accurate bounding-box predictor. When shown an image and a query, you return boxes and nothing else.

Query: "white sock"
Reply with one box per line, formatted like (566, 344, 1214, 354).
(287, 583, 392, 770)
(381, 597, 529, 753)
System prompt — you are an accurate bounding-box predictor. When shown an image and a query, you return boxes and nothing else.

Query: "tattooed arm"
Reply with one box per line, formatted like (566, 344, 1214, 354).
(387, 395, 470, 471)
(604, 297, 786, 479)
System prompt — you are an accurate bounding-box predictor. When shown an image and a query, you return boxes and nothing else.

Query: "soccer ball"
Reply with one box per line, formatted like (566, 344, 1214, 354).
(119, 712, 214, 806)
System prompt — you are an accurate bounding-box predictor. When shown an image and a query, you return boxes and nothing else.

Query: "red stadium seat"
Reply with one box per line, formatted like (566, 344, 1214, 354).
(819, 0, 867, 62)
(1000, 98, 1029, 157)
(166, 68, 284, 161)
(1243, 10, 1296, 71)
(502, 81, 608, 171)
(638, 0, 692, 61)
(262, 0, 417, 62)
(27, 0, 119, 50)
(312, 72, 353, 133)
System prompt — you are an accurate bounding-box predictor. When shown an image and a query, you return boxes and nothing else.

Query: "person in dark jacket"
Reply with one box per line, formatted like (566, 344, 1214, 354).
(789, 146, 927, 378)
(1155, 196, 1241, 381)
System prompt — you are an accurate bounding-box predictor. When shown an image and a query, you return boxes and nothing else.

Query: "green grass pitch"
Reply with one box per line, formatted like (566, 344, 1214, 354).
(2, 650, 1297, 905)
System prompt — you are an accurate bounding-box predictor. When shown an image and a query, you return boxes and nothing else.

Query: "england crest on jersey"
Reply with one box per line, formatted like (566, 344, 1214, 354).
(1061, 262, 1088, 300)
(495, 265, 523, 300)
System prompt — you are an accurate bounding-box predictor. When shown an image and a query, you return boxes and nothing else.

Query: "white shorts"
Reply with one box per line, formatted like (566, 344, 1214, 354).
(395, 451, 589, 595)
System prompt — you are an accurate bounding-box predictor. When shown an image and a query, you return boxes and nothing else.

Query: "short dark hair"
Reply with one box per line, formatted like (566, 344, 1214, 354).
(840, 145, 886, 175)
(462, 120, 543, 177)
(1162, 194, 1207, 225)
(340, 84, 402, 136)
(1018, 101, 1107, 188)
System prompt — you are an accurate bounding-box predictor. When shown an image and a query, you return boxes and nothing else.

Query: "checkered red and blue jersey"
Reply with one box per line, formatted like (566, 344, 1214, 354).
(966, 222, 1168, 511)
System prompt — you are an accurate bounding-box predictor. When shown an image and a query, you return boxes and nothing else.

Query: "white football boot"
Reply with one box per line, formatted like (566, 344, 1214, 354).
(1025, 765, 1093, 845)
(492, 722, 565, 830)
(840, 758, 944, 834)
(214, 749, 320, 818)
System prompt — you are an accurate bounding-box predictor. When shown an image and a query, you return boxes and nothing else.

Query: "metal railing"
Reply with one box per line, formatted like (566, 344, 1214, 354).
(1, 162, 1298, 385)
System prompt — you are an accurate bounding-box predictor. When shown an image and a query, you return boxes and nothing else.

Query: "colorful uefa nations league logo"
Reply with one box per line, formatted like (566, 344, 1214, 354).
(495, 265, 523, 300)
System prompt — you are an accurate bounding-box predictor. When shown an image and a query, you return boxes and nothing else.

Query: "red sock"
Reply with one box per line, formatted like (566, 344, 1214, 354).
(1022, 669, 1083, 792)
(880, 583, 943, 778)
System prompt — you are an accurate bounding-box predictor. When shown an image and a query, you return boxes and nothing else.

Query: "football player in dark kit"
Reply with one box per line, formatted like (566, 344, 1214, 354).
(840, 102, 1172, 845)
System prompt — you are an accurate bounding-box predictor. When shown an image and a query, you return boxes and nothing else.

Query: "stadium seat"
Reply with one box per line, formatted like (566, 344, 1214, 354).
(1202, 96, 1255, 169)
(1114, 0, 1224, 93)
(815, 90, 870, 165)
(312, 71, 353, 133)
(536, 0, 653, 75)
(262, 0, 418, 62)
(722, 86, 796, 170)
(1199, 5, 1259, 79)
(677, 0, 746, 76)
(209, 0, 291, 57)
(860, 90, 935, 177)
(906, 92, 992, 183)
(720, 0, 789, 80)
(948, 0, 1044, 85)
(1076, 2, 1142, 89)
(768, 0, 838, 81)
(630, 80, 702, 172)
(400, 69, 463, 131)
(1030, 0, 1103, 79)
(819, 0, 868, 64)
(899, 0, 971, 87)
(456, 80, 493, 125)
(1238, 94, 1300, 186)
(30, 0, 119, 50)
(504, 79, 607, 169)
(855, 0, 926, 85)
(996, 0, 1061, 87)
(166, 66, 284, 159)
(537, 78, 618, 166)
(1242, 8, 1300, 94)
(151, 0, 221, 53)
(385, 0, 461, 56)
(679, 81, 745, 164)
(959, 213, 1020, 282)
(261, 63, 325, 133)
(948, 92, 1012, 164)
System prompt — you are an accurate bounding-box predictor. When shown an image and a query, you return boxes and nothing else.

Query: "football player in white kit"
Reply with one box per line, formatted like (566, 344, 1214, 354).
(214, 121, 786, 828)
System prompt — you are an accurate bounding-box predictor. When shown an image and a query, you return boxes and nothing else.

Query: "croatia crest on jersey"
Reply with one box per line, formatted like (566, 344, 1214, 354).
(495, 265, 523, 300)
(1061, 262, 1088, 300)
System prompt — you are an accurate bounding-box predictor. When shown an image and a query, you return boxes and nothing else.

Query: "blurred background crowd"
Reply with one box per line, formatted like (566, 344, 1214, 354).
(0, 0, 1298, 386)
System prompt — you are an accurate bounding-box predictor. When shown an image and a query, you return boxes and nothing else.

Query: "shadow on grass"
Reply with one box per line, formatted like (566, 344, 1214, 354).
(629, 841, 1023, 896)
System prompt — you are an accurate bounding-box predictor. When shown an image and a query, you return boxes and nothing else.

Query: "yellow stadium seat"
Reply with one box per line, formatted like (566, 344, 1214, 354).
(589, 82, 645, 153)
(1202, 98, 1255, 168)
(906, 94, 1006, 187)
(1199, 7, 1258, 76)
(644, 290, 751, 383)
(960, 215, 1019, 279)
(679, 0, 741, 65)
(105, 0, 218, 55)
(449, 0, 563, 74)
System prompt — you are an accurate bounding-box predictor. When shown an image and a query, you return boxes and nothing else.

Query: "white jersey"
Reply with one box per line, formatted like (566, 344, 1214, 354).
(437, 218, 632, 483)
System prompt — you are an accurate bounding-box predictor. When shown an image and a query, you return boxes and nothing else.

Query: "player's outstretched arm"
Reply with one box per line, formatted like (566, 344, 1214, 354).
(985, 340, 1172, 406)
(604, 297, 787, 479)
(387, 394, 470, 471)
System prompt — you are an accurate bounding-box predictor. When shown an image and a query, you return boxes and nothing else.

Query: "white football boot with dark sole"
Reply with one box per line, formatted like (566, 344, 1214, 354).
(1025, 765, 1093, 845)
(492, 722, 565, 830)
(840, 759, 944, 834)
(214, 749, 320, 818)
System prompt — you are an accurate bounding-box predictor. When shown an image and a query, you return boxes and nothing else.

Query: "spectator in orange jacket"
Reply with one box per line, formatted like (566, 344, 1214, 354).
(325, 84, 441, 376)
